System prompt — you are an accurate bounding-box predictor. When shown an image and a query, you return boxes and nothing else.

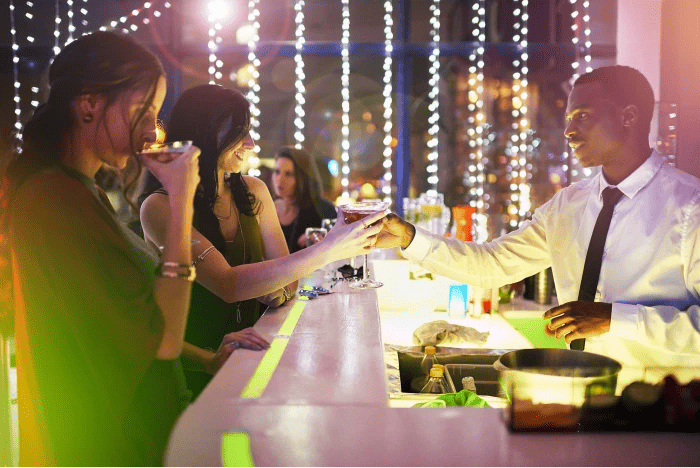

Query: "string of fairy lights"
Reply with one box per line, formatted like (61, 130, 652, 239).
(381, 0, 394, 205)
(66, 0, 75, 43)
(246, 0, 262, 176)
(293, 0, 306, 149)
(9, 1, 598, 220)
(98, 3, 167, 35)
(425, 0, 441, 198)
(469, 0, 487, 242)
(80, 0, 88, 34)
(665, 103, 677, 166)
(507, 0, 531, 229)
(339, 0, 351, 198)
(9, 0, 22, 154)
(570, 0, 593, 82)
(569, 0, 594, 180)
(53, 0, 61, 55)
(25, 0, 41, 117)
(207, 1, 225, 84)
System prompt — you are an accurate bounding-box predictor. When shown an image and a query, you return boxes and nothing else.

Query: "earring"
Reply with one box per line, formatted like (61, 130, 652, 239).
(83, 113, 94, 123)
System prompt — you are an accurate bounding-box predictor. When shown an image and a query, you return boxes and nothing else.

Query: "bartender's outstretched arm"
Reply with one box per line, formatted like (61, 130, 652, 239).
(377, 213, 417, 249)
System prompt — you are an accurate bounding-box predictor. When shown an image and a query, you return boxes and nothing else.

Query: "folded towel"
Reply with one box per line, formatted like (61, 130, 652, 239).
(412, 320, 489, 346)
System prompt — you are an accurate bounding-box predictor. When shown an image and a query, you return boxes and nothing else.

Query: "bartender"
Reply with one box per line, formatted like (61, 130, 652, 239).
(378, 66, 700, 369)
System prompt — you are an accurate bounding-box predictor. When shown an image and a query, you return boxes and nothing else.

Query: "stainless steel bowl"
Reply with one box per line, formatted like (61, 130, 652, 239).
(494, 348, 622, 406)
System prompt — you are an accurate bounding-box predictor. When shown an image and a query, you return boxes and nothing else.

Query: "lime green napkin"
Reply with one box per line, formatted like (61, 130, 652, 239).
(413, 389, 490, 408)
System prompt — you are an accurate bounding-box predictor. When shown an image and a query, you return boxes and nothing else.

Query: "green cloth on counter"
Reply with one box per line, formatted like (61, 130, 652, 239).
(505, 317, 566, 349)
(413, 390, 490, 408)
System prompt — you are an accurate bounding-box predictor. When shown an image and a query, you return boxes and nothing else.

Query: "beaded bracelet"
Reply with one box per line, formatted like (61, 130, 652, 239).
(155, 262, 196, 282)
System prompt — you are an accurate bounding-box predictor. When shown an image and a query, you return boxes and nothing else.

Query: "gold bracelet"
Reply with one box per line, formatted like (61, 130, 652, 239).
(155, 263, 196, 281)
(162, 262, 192, 269)
(282, 286, 293, 302)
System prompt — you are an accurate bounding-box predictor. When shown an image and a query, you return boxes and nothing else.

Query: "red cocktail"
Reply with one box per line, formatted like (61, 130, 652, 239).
(342, 209, 378, 224)
(337, 200, 390, 289)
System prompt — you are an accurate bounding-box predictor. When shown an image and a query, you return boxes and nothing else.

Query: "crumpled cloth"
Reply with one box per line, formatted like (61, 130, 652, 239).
(412, 320, 489, 346)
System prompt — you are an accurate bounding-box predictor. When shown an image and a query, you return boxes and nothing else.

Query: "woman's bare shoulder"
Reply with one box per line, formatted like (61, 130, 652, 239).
(242, 174, 271, 195)
(140, 191, 170, 216)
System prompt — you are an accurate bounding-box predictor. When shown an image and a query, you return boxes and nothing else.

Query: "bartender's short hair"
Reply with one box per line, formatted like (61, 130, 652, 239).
(575, 66, 655, 138)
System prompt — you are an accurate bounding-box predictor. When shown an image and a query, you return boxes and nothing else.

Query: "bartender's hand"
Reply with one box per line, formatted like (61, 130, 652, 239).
(543, 301, 612, 344)
(207, 328, 270, 374)
(376, 213, 416, 249)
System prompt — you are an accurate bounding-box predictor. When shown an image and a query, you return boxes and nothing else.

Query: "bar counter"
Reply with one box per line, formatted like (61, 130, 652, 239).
(166, 285, 700, 466)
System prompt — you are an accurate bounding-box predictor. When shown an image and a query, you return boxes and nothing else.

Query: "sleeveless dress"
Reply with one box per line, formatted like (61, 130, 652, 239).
(184, 208, 264, 399)
(10, 164, 188, 466)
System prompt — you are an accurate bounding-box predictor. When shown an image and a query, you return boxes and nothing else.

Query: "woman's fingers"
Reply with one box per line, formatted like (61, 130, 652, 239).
(224, 329, 270, 350)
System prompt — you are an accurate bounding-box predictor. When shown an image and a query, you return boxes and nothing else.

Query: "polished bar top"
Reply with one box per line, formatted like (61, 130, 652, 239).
(166, 286, 700, 466)
(195, 287, 388, 407)
(168, 403, 700, 466)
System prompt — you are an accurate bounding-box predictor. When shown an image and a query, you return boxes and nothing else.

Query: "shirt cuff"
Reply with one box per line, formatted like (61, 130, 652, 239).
(401, 226, 434, 262)
(608, 302, 640, 340)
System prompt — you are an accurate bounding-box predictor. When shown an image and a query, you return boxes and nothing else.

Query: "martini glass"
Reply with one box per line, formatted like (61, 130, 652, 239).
(338, 200, 390, 289)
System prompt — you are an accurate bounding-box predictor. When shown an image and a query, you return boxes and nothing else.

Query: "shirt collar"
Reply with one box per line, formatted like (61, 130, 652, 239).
(596, 149, 663, 201)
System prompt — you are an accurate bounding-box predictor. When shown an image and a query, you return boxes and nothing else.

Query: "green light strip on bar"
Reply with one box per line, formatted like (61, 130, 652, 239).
(241, 337, 289, 399)
(222, 432, 254, 467)
(240, 300, 305, 399)
(277, 300, 306, 336)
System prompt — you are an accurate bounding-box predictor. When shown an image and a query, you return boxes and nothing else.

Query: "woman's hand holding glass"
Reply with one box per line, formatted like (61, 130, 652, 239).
(336, 201, 390, 288)
(137, 141, 201, 203)
(321, 210, 385, 263)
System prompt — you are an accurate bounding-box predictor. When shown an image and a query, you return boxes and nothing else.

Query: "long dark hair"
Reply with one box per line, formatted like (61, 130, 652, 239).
(275, 146, 318, 211)
(0, 31, 164, 333)
(140, 85, 259, 255)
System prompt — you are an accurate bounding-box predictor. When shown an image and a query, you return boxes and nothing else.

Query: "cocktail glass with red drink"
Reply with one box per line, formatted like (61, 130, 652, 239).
(337, 200, 390, 289)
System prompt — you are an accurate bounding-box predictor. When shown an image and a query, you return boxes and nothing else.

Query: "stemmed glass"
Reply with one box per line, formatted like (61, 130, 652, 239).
(337, 200, 390, 289)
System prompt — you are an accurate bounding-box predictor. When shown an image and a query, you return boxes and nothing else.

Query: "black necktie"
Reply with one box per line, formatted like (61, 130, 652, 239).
(571, 186, 624, 351)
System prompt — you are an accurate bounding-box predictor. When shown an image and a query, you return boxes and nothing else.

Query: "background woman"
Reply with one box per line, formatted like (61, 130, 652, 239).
(140, 85, 383, 399)
(2, 32, 199, 465)
(273, 147, 325, 253)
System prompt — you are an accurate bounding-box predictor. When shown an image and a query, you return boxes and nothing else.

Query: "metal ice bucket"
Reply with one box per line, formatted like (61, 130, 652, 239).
(494, 348, 622, 406)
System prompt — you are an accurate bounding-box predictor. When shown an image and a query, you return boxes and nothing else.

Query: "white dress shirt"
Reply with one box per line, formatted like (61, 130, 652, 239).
(403, 151, 700, 368)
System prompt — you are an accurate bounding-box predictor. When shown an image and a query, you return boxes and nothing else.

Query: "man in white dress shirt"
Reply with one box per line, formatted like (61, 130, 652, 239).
(379, 66, 700, 369)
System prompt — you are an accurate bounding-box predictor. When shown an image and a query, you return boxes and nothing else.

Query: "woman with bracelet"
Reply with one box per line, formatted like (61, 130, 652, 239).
(139, 85, 384, 399)
(2, 32, 199, 465)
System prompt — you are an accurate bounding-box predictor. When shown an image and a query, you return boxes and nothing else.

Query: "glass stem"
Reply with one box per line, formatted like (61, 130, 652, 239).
(363, 254, 369, 282)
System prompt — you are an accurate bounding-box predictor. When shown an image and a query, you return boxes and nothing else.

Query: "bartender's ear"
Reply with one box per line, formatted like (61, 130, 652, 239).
(621, 104, 639, 129)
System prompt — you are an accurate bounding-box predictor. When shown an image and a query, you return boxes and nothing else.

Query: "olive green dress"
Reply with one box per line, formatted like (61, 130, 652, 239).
(9, 164, 189, 466)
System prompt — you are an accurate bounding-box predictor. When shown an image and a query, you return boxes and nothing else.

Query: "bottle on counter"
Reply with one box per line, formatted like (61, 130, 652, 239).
(410, 346, 439, 392)
(420, 366, 448, 394)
